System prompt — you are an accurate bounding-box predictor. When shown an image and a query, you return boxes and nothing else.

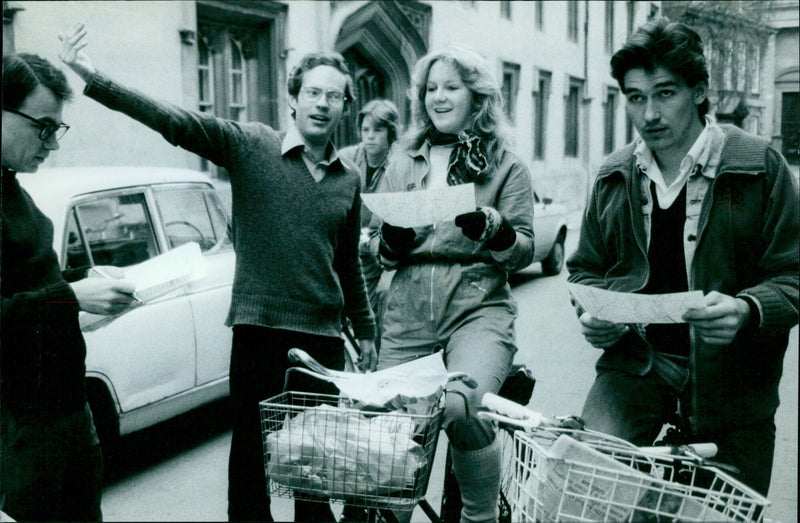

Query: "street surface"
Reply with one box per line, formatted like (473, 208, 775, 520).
(101, 225, 797, 522)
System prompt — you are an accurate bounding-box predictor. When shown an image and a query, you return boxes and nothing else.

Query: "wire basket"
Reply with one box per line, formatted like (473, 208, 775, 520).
(508, 430, 769, 522)
(260, 391, 444, 510)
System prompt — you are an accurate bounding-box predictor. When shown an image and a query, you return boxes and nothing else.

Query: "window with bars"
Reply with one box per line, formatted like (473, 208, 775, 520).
(535, 1, 544, 31)
(604, 87, 618, 154)
(749, 45, 761, 95)
(228, 39, 247, 123)
(500, 1, 512, 20)
(534, 70, 551, 160)
(502, 62, 521, 123)
(605, 1, 615, 54)
(564, 78, 583, 158)
(198, 38, 214, 114)
(567, 1, 579, 42)
(627, 1, 635, 36)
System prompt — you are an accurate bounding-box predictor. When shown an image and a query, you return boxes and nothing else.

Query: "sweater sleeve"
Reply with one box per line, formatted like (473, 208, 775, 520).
(336, 185, 376, 340)
(84, 72, 246, 171)
(1, 280, 78, 356)
(736, 147, 799, 333)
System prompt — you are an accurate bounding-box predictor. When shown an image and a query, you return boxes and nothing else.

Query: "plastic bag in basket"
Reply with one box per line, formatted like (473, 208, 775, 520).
(266, 404, 426, 498)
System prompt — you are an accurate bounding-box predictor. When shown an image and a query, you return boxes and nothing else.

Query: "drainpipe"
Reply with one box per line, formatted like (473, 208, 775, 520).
(582, 0, 592, 207)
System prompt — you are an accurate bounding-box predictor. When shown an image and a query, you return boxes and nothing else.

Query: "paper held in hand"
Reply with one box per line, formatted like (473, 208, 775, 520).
(361, 183, 476, 228)
(80, 242, 207, 332)
(566, 282, 704, 324)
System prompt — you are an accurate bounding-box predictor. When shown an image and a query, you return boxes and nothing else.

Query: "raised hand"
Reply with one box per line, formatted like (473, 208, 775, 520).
(58, 23, 95, 82)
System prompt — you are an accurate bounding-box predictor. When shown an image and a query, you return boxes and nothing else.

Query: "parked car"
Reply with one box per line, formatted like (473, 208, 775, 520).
(530, 190, 569, 275)
(18, 166, 234, 448)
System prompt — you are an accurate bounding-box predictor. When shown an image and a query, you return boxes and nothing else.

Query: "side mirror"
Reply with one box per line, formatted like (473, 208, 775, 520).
(543, 197, 553, 205)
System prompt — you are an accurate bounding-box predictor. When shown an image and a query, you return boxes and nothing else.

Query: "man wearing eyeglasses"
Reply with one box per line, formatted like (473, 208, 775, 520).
(59, 25, 377, 522)
(1, 53, 138, 521)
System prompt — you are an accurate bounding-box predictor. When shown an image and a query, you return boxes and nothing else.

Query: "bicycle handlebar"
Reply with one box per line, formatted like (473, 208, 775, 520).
(480, 392, 721, 463)
(639, 442, 718, 459)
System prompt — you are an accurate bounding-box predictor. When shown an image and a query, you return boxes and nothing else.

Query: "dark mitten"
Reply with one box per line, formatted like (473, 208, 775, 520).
(455, 207, 517, 251)
(454, 210, 487, 242)
(379, 223, 418, 260)
(485, 217, 516, 251)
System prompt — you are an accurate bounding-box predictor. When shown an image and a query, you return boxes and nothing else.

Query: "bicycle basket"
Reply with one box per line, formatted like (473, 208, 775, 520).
(509, 431, 769, 522)
(260, 391, 444, 510)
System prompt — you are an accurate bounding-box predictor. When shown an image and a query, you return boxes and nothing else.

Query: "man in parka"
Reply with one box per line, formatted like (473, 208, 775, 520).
(567, 18, 799, 496)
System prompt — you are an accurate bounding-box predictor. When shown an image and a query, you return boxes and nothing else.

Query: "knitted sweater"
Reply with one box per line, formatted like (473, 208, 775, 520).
(1, 168, 89, 417)
(84, 74, 375, 340)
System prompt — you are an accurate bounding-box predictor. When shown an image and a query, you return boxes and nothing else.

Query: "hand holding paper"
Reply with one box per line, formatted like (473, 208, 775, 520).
(71, 276, 138, 315)
(80, 242, 207, 331)
(361, 183, 476, 228)
(567, 282, 704, 324)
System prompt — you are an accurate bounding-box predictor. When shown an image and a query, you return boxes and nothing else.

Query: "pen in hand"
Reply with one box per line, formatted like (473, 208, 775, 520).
(89, 265, 142, 304)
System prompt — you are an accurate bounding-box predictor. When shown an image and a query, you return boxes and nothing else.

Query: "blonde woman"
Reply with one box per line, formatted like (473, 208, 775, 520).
(372, 46, 534, 522)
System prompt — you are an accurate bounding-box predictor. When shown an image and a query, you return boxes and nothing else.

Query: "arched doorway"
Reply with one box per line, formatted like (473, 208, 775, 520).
(333, 0, 430, 147)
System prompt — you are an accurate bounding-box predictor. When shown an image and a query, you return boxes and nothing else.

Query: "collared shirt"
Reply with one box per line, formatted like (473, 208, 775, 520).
(281, 125, 341, 183)
(634, 115, 724, 209)
(634, 116, 726, 282)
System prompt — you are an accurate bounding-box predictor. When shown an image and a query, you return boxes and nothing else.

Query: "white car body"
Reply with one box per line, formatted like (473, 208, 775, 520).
(18, 167, 234, 442)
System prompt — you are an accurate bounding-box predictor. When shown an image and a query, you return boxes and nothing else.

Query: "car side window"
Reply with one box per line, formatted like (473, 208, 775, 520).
(69, 192, 158, 268)
(153, 186, 231, 253)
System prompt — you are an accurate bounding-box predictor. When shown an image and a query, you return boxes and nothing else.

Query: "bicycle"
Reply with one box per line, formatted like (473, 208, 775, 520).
(259, 348, 534, 523)
(478, 392, 771, 522)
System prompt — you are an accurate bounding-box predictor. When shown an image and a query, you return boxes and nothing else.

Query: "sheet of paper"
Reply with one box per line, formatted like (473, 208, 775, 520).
(80, 242, 207, 332)
(124, 241, 206, 302)
(566, 282, 705, 324)
(361, 183, 476, 227)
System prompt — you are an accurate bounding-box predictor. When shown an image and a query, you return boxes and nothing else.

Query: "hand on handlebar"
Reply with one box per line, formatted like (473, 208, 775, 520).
(356, 339, 377, 372)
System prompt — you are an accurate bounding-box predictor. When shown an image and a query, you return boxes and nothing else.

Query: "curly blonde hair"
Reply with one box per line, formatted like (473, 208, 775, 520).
(402, 45, 512, 167)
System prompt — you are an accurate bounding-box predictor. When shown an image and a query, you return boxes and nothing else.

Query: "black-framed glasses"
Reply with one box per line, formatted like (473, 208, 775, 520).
(3, 107, 70, 141)
(299, 87, 346, 105)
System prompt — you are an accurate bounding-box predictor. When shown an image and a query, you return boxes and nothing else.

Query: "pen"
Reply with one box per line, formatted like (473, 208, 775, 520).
(91, 266, 142, 304)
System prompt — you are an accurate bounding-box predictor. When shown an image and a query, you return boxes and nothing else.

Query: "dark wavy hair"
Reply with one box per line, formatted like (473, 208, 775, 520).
(357, 99, 401, 145)
(2, 53, 73, 110)
(611, 17, 709, 122)
(287, 51, 354, 118)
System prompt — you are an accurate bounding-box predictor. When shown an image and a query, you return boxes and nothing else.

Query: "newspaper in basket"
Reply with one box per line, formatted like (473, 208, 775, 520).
(510, 432, 769, 522)
(260, 353, 449, 508)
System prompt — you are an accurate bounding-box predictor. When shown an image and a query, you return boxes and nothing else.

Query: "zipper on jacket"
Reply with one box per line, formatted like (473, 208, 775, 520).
(628, 175, 650, 291)
(429, 223, 437, 322)
(687, 175, 718, 434)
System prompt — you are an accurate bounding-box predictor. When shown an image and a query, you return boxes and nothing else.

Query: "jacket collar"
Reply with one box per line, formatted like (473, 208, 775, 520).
(599, 124, 764, 182)
(408, 139, 430, 160)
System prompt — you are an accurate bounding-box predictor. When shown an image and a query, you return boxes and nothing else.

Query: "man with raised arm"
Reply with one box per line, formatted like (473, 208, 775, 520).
(567, 18, 799, 497)
(59, 24, 376, 522)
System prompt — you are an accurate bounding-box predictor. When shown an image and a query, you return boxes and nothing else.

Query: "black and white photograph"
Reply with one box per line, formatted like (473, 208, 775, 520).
(2, 1, 797, 522)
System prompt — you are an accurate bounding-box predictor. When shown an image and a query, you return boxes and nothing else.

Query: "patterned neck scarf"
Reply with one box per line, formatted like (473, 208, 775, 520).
(426, 129, 489, 185)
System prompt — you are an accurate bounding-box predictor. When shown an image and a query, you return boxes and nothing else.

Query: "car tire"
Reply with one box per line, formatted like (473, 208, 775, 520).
(541, 232, 565, 276)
